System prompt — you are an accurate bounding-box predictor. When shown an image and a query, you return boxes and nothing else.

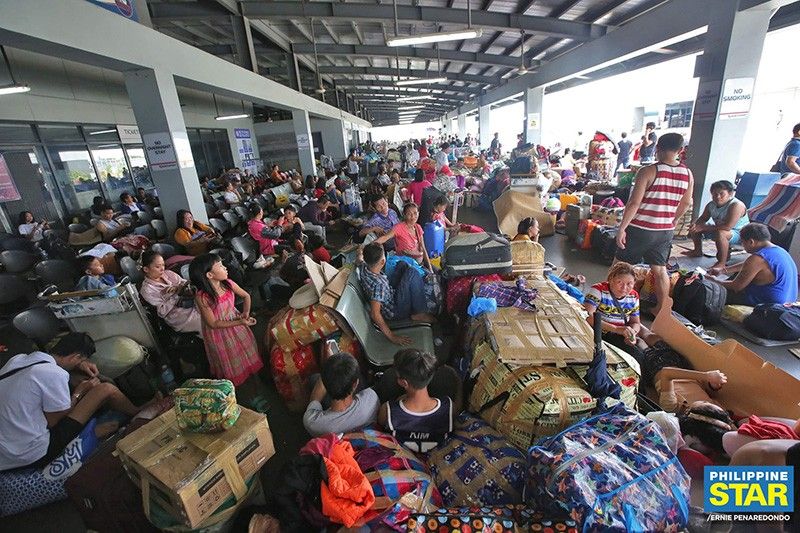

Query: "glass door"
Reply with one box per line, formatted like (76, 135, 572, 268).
(0, 146, 65, 230)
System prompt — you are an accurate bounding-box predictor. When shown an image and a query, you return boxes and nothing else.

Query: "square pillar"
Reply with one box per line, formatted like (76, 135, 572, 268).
(292, 109, 317, 177)
(478, 104, 492, 149)
(124, 68, 206, 232)
(686, 0, 772, 214)
(320, 118, 348, 161)
(524, 86, 544, 146)
(457, 114, 467, 138)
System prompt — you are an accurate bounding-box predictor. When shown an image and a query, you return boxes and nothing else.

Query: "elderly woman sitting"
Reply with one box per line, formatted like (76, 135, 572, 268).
(138, 250, 201, 334)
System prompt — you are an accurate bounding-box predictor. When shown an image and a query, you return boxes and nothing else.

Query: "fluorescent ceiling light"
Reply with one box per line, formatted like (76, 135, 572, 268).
(215, 113, 249, 121)
(387, 29, 482, 47)
(396, 77, 447, 86)
(0, 85, 30, 96)
(397, 95, 434, 102)
(89, 129, 116, 135)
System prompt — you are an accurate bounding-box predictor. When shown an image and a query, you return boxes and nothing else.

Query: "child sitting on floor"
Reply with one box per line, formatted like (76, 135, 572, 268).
(513, 217, 539, 242)
(303, 352, 379, 436)
(378, 349, 453, 454)
(75, 255, 117, 297)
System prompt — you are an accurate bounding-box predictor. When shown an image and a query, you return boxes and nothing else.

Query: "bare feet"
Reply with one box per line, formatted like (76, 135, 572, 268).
(709, 262, 727, 271)
(681, 249, 703, 257)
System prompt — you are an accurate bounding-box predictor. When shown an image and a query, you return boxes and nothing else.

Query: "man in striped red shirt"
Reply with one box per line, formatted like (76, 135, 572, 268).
(615, 133, 693, 314)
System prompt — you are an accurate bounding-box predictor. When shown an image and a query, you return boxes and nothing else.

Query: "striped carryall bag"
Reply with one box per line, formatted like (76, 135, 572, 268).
(526, 403, 690, 532)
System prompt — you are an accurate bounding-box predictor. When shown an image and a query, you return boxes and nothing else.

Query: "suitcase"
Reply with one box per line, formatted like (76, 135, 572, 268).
(590, 225, 618, 265)
(441, 232, 512, 279)
(64, 400, 174, 533)
(565, 204, 589, 241)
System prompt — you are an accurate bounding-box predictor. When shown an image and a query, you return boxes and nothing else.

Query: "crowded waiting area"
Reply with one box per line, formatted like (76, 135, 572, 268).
(1, 0, 800, 531)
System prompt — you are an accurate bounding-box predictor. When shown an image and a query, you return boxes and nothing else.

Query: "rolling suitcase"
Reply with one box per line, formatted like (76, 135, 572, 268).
(441, 232, 512, 279)
(590, 225, 618, 265)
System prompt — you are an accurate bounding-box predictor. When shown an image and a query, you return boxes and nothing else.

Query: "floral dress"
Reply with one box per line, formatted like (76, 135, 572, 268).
(198, 284, 263, 386)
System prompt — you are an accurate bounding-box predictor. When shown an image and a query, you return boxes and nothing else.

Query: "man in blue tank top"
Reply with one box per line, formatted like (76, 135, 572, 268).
(709, 223, 798, 305)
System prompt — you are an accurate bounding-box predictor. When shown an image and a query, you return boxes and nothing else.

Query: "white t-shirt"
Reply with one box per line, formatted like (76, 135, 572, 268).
(223, 191, 240, 204)
(0, 352, 71, 470)
(18, 222, 44, 242)
(435, 150, 449, 171)
(347, 158, 360, 174)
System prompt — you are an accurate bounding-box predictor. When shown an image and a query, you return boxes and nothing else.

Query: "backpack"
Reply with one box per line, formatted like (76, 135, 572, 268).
(42, 233, 76, 261)
(743, 304, 800, 340)
(509, 156, 534, 175)
(526, 403, 690, 532)
(590, 225, 618, 265)
(672, 272, 727, 325)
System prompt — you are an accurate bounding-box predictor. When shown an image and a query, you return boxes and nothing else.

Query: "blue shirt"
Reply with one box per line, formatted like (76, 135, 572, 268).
(745, 245, 798, 305)
(618, 139, 632, 160)
(359, 265, 395, 319)
(778, 138, 800, 174)
(75, 274, 118, 297)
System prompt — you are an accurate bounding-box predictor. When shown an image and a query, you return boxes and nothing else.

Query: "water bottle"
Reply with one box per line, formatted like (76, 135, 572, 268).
(160, 364, 177, 393)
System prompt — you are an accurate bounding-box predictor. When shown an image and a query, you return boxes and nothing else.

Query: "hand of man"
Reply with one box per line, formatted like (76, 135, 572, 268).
(705, 370, 727, 390)
(373, 227, 385, 236)
(390, 334, 412, 346)
(615, 227, 627, 250)
(75, 377, 100, 397)
(78, 360, 99, 378)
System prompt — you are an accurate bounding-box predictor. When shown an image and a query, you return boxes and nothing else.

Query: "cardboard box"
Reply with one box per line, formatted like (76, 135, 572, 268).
(652, 297, 800, 419)
(116, 406, 275, 529)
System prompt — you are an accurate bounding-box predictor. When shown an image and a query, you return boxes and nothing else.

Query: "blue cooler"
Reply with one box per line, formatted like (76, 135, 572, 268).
(424, 221, 445, 258)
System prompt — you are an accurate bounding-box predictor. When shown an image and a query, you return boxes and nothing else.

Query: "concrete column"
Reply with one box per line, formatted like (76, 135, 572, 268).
(320, 119, 348, 161)
(479, 104, 492, 149)
(123, 68, 206, 231)
(524, 86, 544, 145)
(292, 108, 317, 177)
(231, 15, 258, 74)
(686, 0, 772, 214)
(457, 113, 467, 138)
(133, 0, 152, 27)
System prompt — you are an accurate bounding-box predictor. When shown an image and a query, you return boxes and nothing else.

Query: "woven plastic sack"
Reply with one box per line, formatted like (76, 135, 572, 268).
(428, 414, 526, 507)
(270, 304, 339, 350)
(270, 344, 318, 412)
(173, 379, 240, 433)
(93, 336, 146, 379)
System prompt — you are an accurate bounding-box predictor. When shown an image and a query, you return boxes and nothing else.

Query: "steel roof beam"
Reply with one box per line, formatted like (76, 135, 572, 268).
(234, 1, 606, 40)
(331, 79, 482, 95)
(291, 43, 525, 68)
(317, 66, 498, 85)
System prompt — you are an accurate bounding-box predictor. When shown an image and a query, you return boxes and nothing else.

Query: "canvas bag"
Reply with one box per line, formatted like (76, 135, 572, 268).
(526, 403, 690, 532)
(173, 379, 240, 433)
(743, 303, 800, 340)
(672, 272, 727, 325)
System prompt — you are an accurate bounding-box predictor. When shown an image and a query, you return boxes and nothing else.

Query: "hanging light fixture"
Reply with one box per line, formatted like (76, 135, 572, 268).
(214, 94, 249, 121)
(386, 0, 482, 47)
(310, 19, 326, 96)
(517, 30, 528, 75)
(0, 46, 30, 96)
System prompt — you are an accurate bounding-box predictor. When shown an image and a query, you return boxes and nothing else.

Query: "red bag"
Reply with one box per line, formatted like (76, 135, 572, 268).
(459, 224, 484, 234)
(270, 344, 319, 412)
(445, 274, 502, 315)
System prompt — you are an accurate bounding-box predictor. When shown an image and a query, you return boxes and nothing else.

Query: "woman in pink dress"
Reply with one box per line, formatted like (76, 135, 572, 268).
(376, 203, 433, 271)
(188, 253, 263, 386)
(139, 250, 201, 334)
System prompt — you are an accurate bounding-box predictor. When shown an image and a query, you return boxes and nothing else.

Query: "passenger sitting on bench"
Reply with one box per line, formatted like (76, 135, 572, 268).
(358, 243, 435, 346)
(377, 349, 455, 454)
(75, 255, 117, 297)
(708, 222, 799, 305)
(359, 196, 400, 249)
(95, 204, 132, 242)
(375, 203, 433, 269)
(0, 334, 143, 471)
(302, 353, 379, 437)
(684, 180, 749, 270)
(513, 217, 540, 243)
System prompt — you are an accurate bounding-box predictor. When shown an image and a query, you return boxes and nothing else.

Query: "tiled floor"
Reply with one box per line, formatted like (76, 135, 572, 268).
(4, 203, 798, 532)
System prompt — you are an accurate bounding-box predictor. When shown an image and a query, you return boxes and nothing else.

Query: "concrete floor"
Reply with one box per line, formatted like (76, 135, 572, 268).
(4, 203, 799, 532)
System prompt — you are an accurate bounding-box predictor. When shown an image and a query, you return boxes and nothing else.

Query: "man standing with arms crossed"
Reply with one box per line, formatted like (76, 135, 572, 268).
(615, 133, 693, 315)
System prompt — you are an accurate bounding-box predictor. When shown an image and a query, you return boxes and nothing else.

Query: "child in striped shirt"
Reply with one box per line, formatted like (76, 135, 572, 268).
(583, 262, 644, 360)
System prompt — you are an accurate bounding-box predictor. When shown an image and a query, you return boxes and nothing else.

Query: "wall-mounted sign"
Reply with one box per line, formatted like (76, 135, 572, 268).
(719, 77, 754, 121)
(116, 125, 142, 144)
(0, 155, 21, 202)
(527, 113, 541, 130)
(234, 128, 256, 165)
(85, 0, 138, 21)
(296, 134, 310, 150)
(142, 132, 178, 171)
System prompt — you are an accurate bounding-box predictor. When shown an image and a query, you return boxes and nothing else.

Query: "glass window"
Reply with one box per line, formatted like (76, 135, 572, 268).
(83, 125, 120, 143)
(125, 146, 155, 191)
(188, 129, 209, 178)
(47, 145, 102, 213)
(91, 145, 134, 201)
(200, 129, 223, 177)
(38, 125, 84, 144)
(0, 123, 38, 145)
(0, 146, 64, 230)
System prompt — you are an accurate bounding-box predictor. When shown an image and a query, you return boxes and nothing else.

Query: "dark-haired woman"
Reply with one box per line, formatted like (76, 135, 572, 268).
(188, 253, 261, 386)
(139, 250, 201, 334)
(174, 209, 219, 256)
(17, 211, 48, 243)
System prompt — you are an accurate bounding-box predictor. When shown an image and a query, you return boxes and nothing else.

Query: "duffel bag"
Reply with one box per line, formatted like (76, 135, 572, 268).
(442, 232, 512, 279)
(672, 272, 727, 326)
(428, 414, 526, 507)
(743, 303, 800, 340)
(509, 156, 534, 175)
(173, 379, 240, 433)
(115, 360, 157, 406)
(270, 344, 318, 412)
(93, 335, 146, 379)
(526, 403, 690, 532)
(590, 225, 618, 265)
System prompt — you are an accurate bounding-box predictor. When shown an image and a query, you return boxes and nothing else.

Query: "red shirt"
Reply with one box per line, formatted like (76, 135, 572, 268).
(312, 246, 331, 263)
